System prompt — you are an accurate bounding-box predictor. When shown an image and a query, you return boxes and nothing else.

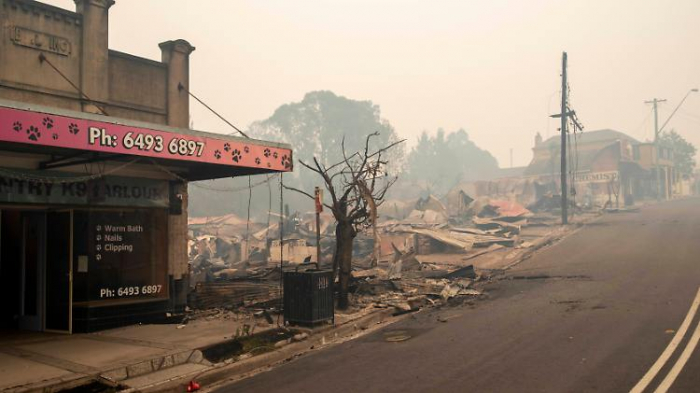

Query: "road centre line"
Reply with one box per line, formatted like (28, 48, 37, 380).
(655, 309, 700, 392)
(629, 287, 700, 393)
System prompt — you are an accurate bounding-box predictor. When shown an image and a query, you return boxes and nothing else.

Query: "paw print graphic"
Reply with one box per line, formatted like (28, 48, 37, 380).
(42, 117, 54, 129)
(214, 150, 222, 159)
(231, 149, 241, 162)
(255, 157, 261, 165)
(223, 143, 231, 152)
(273, 151, 278, 159)
(267, 162, 271, 168)
(281, 154, 292, 169)
(68, 123, 79, 135)
(263, 148, 271, 158)
(244, 146, 250, 153)
(26, 125, 41, 141)
(12, 121, 22, 132)
(52, 133, 59, 140)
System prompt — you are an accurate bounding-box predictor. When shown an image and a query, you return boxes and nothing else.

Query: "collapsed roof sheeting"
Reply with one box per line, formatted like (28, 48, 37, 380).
(414, 195, 448, 214)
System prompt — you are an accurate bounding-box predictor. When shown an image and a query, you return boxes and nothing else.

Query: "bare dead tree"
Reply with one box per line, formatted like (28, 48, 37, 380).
(285, 132, 404, 309)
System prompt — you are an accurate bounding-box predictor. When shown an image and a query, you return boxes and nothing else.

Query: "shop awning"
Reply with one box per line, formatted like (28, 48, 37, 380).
(0, 99, 292, 181)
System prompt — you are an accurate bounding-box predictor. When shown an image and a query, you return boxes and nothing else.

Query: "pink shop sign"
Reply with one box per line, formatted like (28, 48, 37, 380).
(0, 106, 293, 171)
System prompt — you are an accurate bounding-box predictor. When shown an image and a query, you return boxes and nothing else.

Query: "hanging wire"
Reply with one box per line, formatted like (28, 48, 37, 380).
(277, 173, 285, 327)
(0, 158, 140, 184)
(38, 54, 109, 116)
(191, 174, 279, 192)
(266, 175, 272, 243)
(147, 158, 279, 193)
(566, 130, 575, 215)
(244, 176, 252, 258)
(177, 83, 249, 139)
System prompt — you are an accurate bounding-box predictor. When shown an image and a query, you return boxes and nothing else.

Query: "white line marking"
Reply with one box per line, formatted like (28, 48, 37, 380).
(655, 310, 700, 392)
(630, 287, 700, 393)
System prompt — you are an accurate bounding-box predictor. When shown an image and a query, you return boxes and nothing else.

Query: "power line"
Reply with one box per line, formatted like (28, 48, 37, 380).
(177, 83, 250, 139)
(679, 108, 700, 122)
(191, 174, 280, 192)
(277, 173, 284, 326)
(633, 107, 654, 140)
(38, 53, 109, 116)
(677, 113, 700, 125)
(267, 175, 273, 243)
(0, 158, 140, 184)
(245, 176, 252, 258)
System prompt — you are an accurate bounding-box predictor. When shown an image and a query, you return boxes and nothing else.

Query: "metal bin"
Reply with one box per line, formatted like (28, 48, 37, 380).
(283, 264, 334, 326)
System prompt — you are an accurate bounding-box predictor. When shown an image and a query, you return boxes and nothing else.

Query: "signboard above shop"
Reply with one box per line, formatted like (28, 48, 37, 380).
(0, 100, 293, 172)
(575, 171, 618, 183)
(0, 171, 169, 208)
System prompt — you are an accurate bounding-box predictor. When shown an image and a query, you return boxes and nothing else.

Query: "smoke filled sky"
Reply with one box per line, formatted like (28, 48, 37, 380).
(45, 0, 700, 168)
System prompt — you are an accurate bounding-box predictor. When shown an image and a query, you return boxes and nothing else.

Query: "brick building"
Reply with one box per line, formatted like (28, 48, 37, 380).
(0, 0, 292, 332)
(524, 129, 649, 207)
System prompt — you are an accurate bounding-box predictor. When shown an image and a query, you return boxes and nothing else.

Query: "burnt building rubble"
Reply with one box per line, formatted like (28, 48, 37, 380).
(181, 129, 694, 323)
(185, 190, 587, 318)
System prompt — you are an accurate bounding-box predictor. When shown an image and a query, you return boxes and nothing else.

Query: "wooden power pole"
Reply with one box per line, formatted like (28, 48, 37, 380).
(551, 52, 584, 224)
(645, 98, 666, 200)
(559, 52, 568, 225)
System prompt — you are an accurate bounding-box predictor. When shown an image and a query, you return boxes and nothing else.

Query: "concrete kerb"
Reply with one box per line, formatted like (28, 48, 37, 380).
(101, 349, 208, 383)
(134, 307, 402, 393)
(1, 373, 95, 393)
(4, 348, 208, 393)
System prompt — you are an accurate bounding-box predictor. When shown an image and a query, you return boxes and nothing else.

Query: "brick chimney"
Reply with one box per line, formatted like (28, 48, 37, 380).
(159, 39, 195, 128)
(74, 0, 114, 114)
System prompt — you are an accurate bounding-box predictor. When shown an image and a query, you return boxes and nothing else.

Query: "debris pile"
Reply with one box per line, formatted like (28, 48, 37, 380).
(186, 193, 562, 316)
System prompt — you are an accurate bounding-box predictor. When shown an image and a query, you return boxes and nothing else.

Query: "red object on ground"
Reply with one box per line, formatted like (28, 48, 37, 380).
(187, 380, 201, 392)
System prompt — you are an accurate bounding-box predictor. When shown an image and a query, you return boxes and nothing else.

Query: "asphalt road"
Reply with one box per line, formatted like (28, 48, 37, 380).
(215, 198, 700, 393)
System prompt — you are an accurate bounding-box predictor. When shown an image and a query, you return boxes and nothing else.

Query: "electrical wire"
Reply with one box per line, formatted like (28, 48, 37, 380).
(147, 159, 280, 193)
(266, 175, 272, 243)
(38, 54, 109, 116)
(276, 173, 284, 328)
(177, 83, 249, 139)
(191, 174, 279, 192)
(245, 176, 252, 258)
(0, 158, 140, 184)
(633, 107, 654, 141)
(566, 130, 575, 215)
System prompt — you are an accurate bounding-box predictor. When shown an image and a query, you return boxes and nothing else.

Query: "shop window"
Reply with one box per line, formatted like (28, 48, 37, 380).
(72, 209, 168, 305)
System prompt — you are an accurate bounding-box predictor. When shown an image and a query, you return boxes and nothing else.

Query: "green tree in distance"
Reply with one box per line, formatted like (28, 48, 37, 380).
(659, 129, 697, 178)
(406, 128, 499, 194)
(250, 91, 405, 192)
(188, 91, 404, 218)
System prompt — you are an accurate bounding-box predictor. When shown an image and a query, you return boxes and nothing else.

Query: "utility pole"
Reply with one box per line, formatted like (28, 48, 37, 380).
(510, 148, 513, 168)
(559, 52, 568, 225)
(550, 53, 584, 225)
(645, 98, 666, 200)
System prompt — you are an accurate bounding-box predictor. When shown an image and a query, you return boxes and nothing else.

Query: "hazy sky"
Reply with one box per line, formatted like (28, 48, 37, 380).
(45, 0, 700, 168)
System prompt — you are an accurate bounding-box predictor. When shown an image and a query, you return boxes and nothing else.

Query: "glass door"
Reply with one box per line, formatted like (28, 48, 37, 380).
(45, 211, 72, 333)
(19, 212, 45, 331)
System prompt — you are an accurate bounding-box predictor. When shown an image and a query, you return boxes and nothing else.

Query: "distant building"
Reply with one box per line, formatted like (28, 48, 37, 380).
(0, 0, 292, 332)
(492, 166, 528, 180)
(632, 142, 677, 199)
(524, 129, 650, 207)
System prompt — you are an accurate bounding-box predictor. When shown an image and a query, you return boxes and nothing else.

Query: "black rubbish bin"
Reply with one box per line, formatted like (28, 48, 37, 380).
(283, 264, 334, 326)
